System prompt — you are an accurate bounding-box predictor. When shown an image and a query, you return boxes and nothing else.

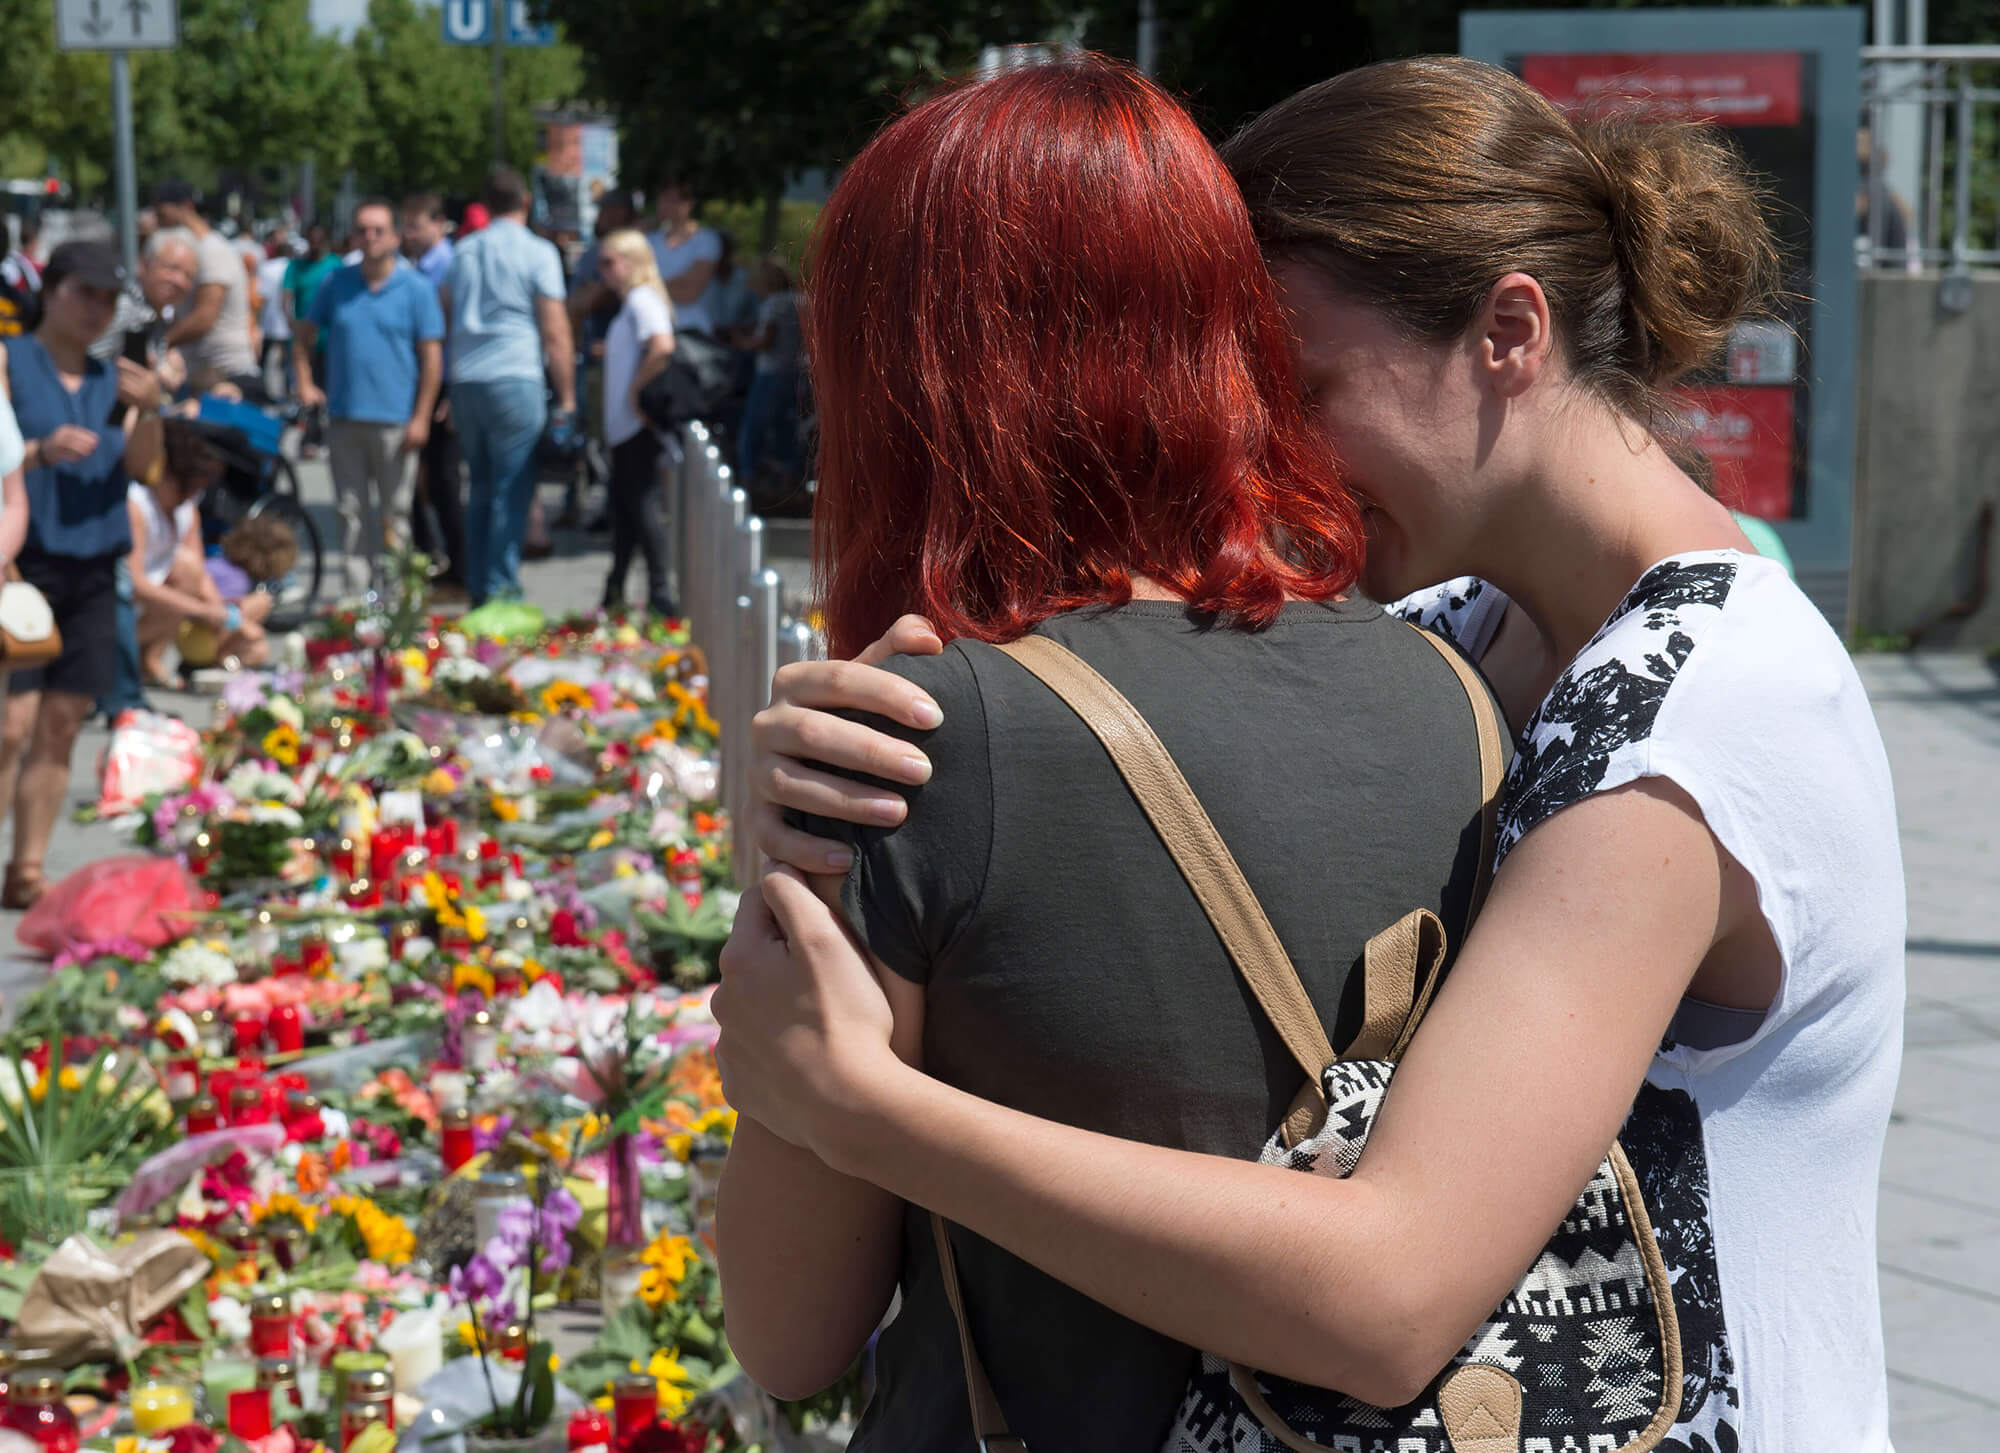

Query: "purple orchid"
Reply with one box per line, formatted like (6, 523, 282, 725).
(473, 1113, 515, 1155)
(449, 1252, 506, 1305)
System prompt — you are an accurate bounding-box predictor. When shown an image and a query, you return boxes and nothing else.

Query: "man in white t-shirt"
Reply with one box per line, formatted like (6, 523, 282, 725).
(153, 182, 261, 396)
(645, 178, 723, 335)
(257, 239, 295, 399)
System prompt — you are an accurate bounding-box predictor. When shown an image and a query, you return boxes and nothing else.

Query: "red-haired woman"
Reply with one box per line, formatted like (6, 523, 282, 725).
(711, 57, 1500, 1449)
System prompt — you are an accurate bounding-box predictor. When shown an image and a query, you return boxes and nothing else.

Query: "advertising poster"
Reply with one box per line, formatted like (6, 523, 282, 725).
(1511, 49, 1817, 520)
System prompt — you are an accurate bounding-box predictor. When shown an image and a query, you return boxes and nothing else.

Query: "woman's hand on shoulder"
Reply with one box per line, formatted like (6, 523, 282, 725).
(713, 867, 914, 1159)
(752, 614, 947, 873)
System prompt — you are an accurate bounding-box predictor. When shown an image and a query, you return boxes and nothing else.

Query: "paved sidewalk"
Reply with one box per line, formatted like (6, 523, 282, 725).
(1858, 653, 2000, 1443)
(0, 457, 1988, 1440)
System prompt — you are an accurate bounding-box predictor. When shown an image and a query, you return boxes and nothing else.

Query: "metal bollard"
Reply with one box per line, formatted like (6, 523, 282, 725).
(719, 512, 761, 835)
(731, 568, 786, 887)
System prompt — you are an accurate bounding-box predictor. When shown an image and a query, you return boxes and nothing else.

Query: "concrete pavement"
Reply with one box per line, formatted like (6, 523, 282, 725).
(0, 452, 1989, 1439)
(1859, 652, 2000, 1443)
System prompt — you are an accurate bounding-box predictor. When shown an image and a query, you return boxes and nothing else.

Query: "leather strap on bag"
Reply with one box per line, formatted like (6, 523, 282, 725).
(931, 1211, 1030, 1452)
(1408, 625, 1507, 922)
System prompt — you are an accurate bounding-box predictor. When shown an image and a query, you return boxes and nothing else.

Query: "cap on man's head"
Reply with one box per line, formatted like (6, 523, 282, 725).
(152, 179, 198, 208)
(43, 239, 127, 293)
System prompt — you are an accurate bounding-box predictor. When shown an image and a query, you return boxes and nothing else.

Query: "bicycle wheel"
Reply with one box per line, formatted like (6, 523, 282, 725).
(247, 489, 324, 629)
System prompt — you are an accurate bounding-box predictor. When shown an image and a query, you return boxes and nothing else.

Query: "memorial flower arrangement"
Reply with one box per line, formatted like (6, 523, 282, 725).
(0, 610, 849, 1451)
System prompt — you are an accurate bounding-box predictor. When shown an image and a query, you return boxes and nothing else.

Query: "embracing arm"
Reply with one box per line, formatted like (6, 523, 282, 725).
(720, 780, 1745, 1406)
(716, 939, 923, 1399)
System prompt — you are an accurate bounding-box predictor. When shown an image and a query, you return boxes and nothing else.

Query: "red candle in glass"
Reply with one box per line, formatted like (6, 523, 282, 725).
(2, 1376, 79, 1453)
(440, 1109, 474, 1172)
(478, 837, 502, 861)
(165, 1057, 201, 1101)
(231, 1085, 271, 1127)
(234, 1054, 266, 1076)
(185, 1094, 223, 1135)
(567, 1408, 611, 1453)
(267, 1004, 304, 1054)
(231, 1016, 265, 1057)
(612, 1377, 656, 1441)
(302, 939, 331, 975)
(425, 821, 459, 857)
(227, 1389, 272, 1441)
(250, 1294, 291, 1358)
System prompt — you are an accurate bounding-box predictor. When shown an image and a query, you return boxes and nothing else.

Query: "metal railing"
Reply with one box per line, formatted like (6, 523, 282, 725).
(671, 421, 824, 888)
(1862, 45, 2000, 280)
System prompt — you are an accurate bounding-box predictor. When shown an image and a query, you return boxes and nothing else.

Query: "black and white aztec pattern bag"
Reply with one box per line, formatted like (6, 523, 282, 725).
(940, 631, 1686, 1453)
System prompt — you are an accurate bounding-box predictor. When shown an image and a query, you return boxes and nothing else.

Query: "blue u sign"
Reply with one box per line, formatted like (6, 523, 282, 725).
(441, 0, 488, 44)
(442, 0, 556, 46)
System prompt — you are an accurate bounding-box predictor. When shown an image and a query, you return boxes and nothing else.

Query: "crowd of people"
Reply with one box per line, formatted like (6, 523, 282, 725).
(0, 165, 805, 910)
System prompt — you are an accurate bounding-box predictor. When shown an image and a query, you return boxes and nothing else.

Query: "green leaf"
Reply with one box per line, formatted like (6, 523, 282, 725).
(179, 1286, 213, 1343)
(524, 1341, 555, 1430)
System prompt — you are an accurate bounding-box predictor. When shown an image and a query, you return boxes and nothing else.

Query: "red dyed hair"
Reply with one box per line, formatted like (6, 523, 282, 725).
(806, 53, 1363, 657)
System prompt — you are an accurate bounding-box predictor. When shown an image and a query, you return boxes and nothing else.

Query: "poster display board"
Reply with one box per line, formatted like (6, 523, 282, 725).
(1461, 9, 1862, 621)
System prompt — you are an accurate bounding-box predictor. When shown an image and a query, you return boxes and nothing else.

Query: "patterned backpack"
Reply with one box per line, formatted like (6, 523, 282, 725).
(936, 631, 1685, 1453)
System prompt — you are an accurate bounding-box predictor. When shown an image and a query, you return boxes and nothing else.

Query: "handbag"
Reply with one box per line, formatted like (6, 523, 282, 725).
(637, 328, 737, 431)
(937, 628, 1685, 1453)
(0, 568, 62, 668)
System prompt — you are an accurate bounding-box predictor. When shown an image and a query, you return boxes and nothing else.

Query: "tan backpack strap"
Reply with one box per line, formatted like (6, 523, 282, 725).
(1408, 624, 1507, 922)
(995, 634, 1335, 1091)
(932, 1213, 1030, 1451)
(1344, 908, 1446, 1062)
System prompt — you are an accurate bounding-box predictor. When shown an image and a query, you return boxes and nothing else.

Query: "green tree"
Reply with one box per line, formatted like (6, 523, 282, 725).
(538, 0, 1073, 215)
(352, 0, 582, 201)
(135, 0, 359, 184)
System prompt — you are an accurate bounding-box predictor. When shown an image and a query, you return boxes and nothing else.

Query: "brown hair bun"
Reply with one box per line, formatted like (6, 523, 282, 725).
(1577, 117, 1781, 390)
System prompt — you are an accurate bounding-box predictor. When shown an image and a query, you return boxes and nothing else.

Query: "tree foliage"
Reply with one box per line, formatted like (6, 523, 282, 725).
(353, 0, 580, 201)
(536, 0, 1073, 203)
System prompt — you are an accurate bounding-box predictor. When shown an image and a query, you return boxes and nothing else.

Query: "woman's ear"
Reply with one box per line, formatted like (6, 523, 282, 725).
(1475, 272, 1553, 398)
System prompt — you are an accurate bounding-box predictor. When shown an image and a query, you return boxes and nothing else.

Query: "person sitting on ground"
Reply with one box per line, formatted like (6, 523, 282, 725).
(129, 419, 272, 681)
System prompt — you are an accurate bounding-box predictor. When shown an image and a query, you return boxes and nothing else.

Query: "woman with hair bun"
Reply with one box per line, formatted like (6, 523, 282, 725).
(722, 56, 1901, 1453)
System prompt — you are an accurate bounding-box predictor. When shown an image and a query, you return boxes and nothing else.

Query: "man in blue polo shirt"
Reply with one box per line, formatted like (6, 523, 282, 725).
(294, 196, 443, 595)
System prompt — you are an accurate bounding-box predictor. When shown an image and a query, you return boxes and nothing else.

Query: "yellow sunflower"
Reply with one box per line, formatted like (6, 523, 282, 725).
(262, 724, 301, 766)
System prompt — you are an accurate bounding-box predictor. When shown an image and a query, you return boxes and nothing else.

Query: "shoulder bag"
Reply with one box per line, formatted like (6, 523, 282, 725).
(0, 566, 61, 669)
(934, 627, 1683, 1453)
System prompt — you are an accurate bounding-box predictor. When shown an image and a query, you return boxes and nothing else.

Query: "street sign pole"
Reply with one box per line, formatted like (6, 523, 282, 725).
(491, 11, 506, 167)
(110, 49, 137, 271)
(57, 0, 179, 272)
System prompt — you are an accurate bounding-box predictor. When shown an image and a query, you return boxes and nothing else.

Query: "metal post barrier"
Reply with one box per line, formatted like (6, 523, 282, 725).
(677, 423, 707, 644)
(776, 620, 821, 670)
(733, 567, 786, 887)
(721, 509, 762, 836)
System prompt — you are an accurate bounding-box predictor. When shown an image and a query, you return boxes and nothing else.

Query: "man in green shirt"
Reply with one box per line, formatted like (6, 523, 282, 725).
(284, 224, 340, 454)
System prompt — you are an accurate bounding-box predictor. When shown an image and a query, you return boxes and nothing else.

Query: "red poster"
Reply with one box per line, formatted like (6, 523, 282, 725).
(1675, 385, 1794, 519)
(1522, 52, 1802, 127)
